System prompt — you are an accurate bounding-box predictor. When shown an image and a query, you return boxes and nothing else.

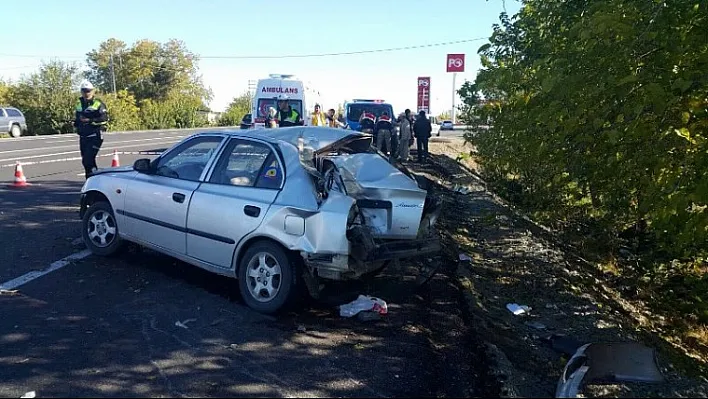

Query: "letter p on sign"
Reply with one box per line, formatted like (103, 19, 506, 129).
(446, 53, 465, 73)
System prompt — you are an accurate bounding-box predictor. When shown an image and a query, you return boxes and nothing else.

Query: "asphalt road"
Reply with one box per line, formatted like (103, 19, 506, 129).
(0, 125, 480, 398)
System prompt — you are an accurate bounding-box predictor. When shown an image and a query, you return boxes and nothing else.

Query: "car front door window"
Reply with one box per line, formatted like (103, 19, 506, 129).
(209, 140, 282, 188)
(155, 136, 224, 181)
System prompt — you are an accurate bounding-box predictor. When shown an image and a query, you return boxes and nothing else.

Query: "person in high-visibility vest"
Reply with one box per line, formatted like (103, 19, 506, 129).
(74, 80, 108, 179)
(311, 103, 326, 126)
(276, 94, 304, 127)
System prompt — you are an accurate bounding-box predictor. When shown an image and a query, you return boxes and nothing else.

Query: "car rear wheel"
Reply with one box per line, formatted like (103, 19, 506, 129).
(82, 201, 123, 256)
(238, 241, 299, 314)
(10, 124, 21, 138)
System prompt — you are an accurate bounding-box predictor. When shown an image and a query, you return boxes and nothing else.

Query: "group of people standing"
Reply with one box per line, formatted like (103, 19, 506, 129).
(359, 108, 432, 164)
(264, 96, 344, 129)
(261, 95, 432, 164)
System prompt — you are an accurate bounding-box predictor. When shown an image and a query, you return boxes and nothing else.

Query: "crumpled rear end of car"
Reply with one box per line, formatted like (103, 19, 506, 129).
(303, 151, 443, 280)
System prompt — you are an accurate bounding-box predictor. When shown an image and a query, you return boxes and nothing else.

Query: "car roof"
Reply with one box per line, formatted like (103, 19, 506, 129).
(193, 126, 365, 153)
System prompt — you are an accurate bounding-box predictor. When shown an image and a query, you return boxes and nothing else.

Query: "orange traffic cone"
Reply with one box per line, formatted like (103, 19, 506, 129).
(8, 162, 30, 188)
(111, 151, 120, 167)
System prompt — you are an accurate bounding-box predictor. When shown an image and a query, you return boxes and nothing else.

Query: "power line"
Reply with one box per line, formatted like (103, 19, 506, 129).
(0, 37, 488, 60)
(199, 37, 488, 59)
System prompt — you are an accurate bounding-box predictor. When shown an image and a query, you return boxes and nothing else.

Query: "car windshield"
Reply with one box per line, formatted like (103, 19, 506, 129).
(256, 99, 303, 119)
(443, 120, 452, 124)
(346, 104, 394, 122)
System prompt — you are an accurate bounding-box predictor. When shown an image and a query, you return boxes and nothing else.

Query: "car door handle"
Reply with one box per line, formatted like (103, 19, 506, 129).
(244, 205, 260, 218)
(172, 192, 186, 203)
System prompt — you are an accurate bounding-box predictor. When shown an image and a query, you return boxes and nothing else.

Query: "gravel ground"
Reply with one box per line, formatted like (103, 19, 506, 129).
(404, 139, 708, 398)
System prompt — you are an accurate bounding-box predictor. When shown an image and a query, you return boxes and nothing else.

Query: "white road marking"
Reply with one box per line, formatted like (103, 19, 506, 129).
(0, 135, 186, 156)
(1, 126, 234, 143)
(0, 139, 181, 167)
(0, 249, 92, 291)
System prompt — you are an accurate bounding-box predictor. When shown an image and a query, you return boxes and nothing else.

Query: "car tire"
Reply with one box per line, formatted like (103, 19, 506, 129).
(238, 241, 299, 314)
(10, 124, 21, 138)
(82, 201, 123, 257)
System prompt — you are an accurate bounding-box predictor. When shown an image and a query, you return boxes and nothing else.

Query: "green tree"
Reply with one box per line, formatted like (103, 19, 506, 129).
(9, 61, 81, 135)
(102, 90, 142, 131)
(462, 1, 708, 260)
(0, 79, 13, 106)
(85, 38, 209, 104)
(437, 111, 451, 121)
(218, 93, 252, 126)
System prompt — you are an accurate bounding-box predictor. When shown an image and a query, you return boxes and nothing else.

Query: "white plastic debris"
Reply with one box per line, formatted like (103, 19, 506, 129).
(525, 321, 547, 330)
(452, 184, 472, 194)
(21, 392, 36, 398)
(339, 295, 388, 318)
(459, 253, 472, 262)
(506, 303, 531, 316)
(175, 318, 197, 329)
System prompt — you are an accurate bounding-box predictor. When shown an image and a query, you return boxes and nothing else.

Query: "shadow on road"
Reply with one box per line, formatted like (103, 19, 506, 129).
(0, 180, 84, 281)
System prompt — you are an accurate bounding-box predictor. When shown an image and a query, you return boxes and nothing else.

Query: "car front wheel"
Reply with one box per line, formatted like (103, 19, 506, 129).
(238, 241, 299, 314)
(82, 201, 123, 256)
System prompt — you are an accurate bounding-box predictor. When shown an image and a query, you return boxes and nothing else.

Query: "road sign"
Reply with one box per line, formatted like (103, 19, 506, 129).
(417, 77, 430, 114)
(446, 54, 465, 73)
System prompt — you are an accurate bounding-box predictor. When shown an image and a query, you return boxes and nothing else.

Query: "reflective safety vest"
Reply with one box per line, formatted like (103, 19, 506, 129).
(278, 108, 301, 126)
(75, 98, 108, 127)
(311, 112, 326, 126)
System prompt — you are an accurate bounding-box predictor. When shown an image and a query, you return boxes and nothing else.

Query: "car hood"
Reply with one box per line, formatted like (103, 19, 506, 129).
(260, 127, 372, 155)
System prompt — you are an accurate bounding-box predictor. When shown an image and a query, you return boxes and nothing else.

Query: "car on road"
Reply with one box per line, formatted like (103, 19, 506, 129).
(240, 113, 253, 129)
(0, 107, 28, 138)
(79, 127, 442, 314)
(440, 120, 454, 131)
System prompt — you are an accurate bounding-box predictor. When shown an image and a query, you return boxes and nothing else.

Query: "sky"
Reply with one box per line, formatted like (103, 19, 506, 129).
(0, 0, 521, 115)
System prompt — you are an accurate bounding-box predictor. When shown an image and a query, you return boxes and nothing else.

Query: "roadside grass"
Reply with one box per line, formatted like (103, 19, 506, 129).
(448, 138, 708, 375)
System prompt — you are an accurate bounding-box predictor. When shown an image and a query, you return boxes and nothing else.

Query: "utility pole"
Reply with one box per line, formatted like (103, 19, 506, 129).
(109, 53, 117, 95)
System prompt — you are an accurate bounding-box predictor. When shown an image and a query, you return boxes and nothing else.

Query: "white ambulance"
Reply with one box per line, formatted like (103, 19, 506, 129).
(252, 74, 321, 127)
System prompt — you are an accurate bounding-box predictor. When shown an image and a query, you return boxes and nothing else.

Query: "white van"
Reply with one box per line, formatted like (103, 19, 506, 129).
(252, 74, 320, 127)
(429, 115, 441, 136)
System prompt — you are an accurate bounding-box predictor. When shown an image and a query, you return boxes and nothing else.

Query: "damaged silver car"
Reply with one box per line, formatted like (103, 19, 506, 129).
(79, 127, 442, 314)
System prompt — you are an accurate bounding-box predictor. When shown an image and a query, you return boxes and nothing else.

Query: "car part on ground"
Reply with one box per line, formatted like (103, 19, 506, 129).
(555, 342, 664, 398)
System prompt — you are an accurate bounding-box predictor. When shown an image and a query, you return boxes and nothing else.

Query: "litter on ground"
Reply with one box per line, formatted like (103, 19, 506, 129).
(506, 303, 531, 316)
(175, 319, 197, 329)
(339, 295, 388, 318)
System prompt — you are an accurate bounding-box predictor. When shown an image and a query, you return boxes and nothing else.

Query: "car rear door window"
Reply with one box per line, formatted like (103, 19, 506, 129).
(6, 108, 22, 117)
(209, 139, 283, 189)
(154, 136, 224, 181)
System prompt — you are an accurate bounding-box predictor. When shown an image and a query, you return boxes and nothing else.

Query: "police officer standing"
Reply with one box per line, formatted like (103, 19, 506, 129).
(275, 94, 304, 127)
(74, 81, 108, 179)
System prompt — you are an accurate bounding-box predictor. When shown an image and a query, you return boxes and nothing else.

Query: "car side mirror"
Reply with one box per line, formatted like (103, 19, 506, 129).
(133, 158, 153, 174)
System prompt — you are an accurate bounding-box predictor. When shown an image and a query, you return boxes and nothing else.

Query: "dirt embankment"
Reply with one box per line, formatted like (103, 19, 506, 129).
(406, 138, 708, 398)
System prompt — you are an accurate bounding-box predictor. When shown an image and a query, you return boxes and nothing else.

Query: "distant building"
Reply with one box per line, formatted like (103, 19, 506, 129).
(197, 110, 222, 124)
